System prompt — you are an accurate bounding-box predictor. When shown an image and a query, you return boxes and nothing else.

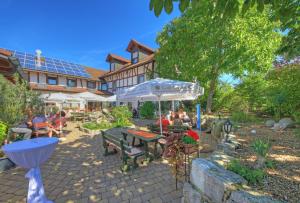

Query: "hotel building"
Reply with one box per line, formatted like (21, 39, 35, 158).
(0, 39, 156, 109)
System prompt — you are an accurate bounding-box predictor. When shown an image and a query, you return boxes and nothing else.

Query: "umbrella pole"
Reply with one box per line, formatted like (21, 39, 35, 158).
(158, 99, 163, 136)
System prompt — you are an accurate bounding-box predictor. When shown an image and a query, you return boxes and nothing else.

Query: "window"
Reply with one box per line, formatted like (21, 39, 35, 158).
(110, 63, 116, 72)
(47, 76, 58, 85)
(87, 81, 96, 89)
(100, 83, 108, 91)
(67, 78, 77, 87)
(131, 50, 139, 64)
(112, 81, 117, 91)
(138, 75, 145, 84)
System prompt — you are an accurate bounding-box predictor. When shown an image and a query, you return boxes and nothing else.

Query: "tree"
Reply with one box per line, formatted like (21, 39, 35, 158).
(150, 0, 299, 58)
(0, 74, 43, 126)
(155, 3, 281, 113)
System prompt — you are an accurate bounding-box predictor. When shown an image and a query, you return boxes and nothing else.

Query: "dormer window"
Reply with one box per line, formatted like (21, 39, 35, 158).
(110, 63, 116, 72)
(131, 49, 139, 64)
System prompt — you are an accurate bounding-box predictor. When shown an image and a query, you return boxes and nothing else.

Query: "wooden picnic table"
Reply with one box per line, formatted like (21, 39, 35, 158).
(121, 128, 162, 162)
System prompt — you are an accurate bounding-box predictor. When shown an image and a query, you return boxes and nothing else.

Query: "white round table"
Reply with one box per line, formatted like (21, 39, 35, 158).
(2, 137, 59, 203)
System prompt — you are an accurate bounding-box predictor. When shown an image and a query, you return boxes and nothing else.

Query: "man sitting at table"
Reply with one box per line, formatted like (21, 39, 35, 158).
(156, 114, 170, 132)
(10, 108, 34, 140)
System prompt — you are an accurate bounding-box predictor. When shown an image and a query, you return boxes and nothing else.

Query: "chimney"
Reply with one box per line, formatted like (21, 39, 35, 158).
(35, 49, 42, 67)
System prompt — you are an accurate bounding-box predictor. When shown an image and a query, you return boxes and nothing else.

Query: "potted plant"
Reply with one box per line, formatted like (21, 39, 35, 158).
(181, 135, 198, 154)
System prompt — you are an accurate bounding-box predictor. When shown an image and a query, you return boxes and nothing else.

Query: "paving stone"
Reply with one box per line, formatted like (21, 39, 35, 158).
(0, 122, 182, 202)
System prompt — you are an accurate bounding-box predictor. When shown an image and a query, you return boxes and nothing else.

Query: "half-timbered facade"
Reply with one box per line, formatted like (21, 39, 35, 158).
(99, 39, 155, 95)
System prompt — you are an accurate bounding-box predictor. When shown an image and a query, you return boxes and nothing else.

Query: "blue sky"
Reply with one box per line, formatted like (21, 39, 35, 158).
(0, 0, 180, 70)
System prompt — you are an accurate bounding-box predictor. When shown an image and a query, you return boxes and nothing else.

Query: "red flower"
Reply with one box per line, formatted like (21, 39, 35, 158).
(187, 130, 199, 141)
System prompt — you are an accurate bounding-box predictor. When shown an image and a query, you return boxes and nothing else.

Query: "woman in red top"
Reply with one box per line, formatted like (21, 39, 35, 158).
(156, 115, 170, 132)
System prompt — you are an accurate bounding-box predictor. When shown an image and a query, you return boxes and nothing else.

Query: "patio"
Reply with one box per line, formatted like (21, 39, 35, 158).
(0, 122, 183, 203)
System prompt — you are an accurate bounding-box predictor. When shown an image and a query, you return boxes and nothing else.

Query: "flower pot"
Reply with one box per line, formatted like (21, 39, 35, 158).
(183, 143, 197, 154)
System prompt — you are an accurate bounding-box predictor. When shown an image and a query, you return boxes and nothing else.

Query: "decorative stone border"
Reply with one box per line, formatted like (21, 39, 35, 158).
(182, 133, 282, 203)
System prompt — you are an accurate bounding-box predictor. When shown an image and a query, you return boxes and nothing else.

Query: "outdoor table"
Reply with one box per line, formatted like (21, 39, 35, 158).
(122, 129, 162, 162)
(2, 137, 59, 203)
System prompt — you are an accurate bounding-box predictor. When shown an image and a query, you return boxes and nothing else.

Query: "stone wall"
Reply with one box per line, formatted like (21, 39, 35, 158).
(182, 133, 282, 203)
(182, 159, 280, 203)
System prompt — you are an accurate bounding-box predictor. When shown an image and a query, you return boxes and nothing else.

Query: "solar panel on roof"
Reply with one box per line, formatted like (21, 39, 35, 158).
(5, 49, 92, 78)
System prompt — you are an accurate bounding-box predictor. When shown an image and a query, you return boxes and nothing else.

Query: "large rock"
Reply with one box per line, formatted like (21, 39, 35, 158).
(226, 190, 282, 203)
(182, 182, 203, 203)
(210, 151, 234, 167)
(191, 159, 247, 203)
(265, 120, 275, 127)
(278, 118, 294, 129)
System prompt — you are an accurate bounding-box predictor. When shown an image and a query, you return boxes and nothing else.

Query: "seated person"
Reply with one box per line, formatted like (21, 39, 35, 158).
(10, 108, 33, 140)
(182, 112, 192, 127)
(156, 115, 170, 132)
(32, 114, 52, 137)
(173, 113, 183, 126)
(49, 111, 67, 136)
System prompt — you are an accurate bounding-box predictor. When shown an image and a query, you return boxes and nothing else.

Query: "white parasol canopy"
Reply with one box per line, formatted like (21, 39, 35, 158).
(117, 78, 204, 135)
(40, 93, 84, 103)
(105, 95, 116, 102)
(74, 92, 107, 102)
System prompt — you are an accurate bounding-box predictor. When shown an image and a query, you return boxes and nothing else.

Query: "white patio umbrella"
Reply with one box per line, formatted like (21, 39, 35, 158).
(105, 95, 116, 102)
(40, 93, 84, 132)
(74, 92, 108, 102)
(117, 78, 204, 135)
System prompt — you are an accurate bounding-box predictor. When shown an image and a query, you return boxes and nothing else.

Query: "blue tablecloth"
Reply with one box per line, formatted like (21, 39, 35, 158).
(2, 137, 59, 203)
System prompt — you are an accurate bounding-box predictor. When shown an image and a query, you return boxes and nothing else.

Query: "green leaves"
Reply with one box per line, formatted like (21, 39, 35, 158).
(152, 0, 164, 17)
(164, 0, 174, 14)
(251, 139, 271, 158)
(179, 0, 190, 12)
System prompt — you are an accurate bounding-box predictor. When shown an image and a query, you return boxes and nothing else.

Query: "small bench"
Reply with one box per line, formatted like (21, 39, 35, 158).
(101, 131, 145, 171)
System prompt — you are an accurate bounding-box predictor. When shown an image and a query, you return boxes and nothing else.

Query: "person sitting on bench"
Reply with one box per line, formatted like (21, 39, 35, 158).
(10, 108, 34, 140)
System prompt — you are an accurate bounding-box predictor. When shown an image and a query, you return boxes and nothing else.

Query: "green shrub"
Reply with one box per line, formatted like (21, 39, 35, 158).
(0, 74, 43, 126)
(0, 121, 8, 145)
(227, 159, 265, 184)
(265, 160, 276, 169)
(140, 101, 155, 119)
(251, 139, 271, 158)
(111, 106, 132, 127)
(182, 136, 197, 144)
(231, 111, 257, 123)
(83, 122, 112, 130)
(294, 128, 300, 139)
(292, 111, 300, 124)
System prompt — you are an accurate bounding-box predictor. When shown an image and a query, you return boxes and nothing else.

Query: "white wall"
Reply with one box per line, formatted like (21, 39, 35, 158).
(40, 73, 46, 84)
(29, 72, 38, 83)
(58, 76, 66, 86)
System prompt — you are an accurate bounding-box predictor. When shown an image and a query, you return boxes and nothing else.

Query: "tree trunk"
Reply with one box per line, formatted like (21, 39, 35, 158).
(206, 75, 217, 114)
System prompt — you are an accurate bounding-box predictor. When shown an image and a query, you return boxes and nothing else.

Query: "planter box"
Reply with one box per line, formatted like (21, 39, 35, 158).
(0, 157, 15, 172)
(79, 125, 102, 137)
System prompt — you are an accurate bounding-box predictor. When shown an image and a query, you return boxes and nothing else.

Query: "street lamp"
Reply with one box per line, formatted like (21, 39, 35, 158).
(223, 119, 232, 142)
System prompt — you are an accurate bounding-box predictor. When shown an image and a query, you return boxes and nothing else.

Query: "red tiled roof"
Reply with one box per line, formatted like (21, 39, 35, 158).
(126, 39, 155, 54)
(100, 54, 154, 78)
(106, 53, 130, 64)
(0, 49, 12, 57)
(84, 66, 107, 80)
(29, 83, 112, 95)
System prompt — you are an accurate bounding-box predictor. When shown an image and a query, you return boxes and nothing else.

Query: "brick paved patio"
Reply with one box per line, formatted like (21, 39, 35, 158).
(0, 123, 183, 203)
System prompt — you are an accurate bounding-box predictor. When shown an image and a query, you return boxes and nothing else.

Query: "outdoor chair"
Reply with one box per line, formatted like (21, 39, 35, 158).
(101, 131, 145, 171)
(32, 122, 50, 137)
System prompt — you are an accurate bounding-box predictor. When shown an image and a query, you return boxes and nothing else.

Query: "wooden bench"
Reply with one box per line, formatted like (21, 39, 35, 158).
(101, 131, 145, 171)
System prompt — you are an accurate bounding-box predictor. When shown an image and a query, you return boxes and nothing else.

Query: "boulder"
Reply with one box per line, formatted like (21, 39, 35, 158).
(278, 118, 294, 129)
(210, 151, 234, 167)
(182, 182, 203, 203)
(226, 190, 282, 203)
(191, 159, 247, 203)
(265, 120, 275, 127)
